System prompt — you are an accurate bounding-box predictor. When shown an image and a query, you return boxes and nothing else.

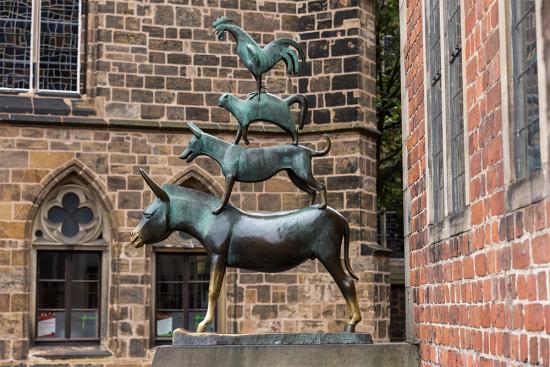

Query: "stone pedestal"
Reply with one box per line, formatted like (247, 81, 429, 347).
(152, 330, 419, 367)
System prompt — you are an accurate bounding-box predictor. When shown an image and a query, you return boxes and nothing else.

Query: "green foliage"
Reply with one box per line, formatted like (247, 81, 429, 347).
(376, 0, 402, 219)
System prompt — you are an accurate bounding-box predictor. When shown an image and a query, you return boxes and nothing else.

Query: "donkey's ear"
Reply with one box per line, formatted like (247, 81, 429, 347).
(187, 122, 202, 138)
(139, 169, 169, 203)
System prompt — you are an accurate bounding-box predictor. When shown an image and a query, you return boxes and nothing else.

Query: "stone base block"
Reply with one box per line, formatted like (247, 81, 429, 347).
(153, 332, 419, 367)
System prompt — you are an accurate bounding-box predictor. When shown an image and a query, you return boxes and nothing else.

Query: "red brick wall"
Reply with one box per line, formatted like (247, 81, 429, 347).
(402, 0, 550, 365)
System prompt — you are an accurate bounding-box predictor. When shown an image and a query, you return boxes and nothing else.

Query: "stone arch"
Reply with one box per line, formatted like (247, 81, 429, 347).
(169, 166, 223, 197)
(25, 159, 116, 241)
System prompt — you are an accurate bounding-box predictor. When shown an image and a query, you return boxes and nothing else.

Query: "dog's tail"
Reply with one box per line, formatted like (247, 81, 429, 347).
(284, 94, 309, 129)
(311, 134, 331, 157)
(343, 220, 359, 280)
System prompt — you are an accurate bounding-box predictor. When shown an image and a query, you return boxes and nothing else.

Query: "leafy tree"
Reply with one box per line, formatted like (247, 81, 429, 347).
(375, 0, 402, 221)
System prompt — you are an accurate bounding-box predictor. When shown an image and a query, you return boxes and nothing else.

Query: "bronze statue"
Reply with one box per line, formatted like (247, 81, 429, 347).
(218, 91, 308, 145)
(179, 122, 330, 214)
(131, 169, 362, 333)
(213, 16, 305, 96)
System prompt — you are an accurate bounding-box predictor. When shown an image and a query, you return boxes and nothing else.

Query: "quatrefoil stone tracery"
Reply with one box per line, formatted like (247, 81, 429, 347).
(47, 192, 94, 237)
(38, 185, 103, 244)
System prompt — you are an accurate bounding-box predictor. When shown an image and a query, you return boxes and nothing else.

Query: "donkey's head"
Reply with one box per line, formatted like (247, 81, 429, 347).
(130, 169, 171, 248)
(179, 122, 203, 163)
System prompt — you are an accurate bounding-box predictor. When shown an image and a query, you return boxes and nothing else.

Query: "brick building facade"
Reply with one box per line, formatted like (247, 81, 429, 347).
(0, 0, 386, 365)
(401, 0, 550, 365)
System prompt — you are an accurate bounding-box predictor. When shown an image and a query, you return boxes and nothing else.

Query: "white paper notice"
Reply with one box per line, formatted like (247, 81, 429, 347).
(38, 316, 56, 337)
(157, 317, 173, 336)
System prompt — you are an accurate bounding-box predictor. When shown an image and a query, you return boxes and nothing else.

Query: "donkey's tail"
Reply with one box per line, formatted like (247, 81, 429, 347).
(285, 94, 309, 129)
(343, 221, 359, 280)
(311, 134, 331, 157)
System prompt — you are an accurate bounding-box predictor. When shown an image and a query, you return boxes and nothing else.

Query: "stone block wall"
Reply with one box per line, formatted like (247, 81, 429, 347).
(401, 0, 550, 365)
(0, 0, 383, 365)
(92, 0, 375, 128)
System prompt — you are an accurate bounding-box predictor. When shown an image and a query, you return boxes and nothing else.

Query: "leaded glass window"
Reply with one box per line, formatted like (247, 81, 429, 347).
(447, 0, 465, 213)
(0, 0, 81, 92)
(426, 0, 444, 223)
(39, 0, 80, 92)
(512, 0, 541, 179)
(0, 0, 32, 90)
(36, 251, 100, 342)
(155, 253, 214, 344)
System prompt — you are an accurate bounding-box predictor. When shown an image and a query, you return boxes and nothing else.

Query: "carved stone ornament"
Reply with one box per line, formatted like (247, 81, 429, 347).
(34, 184, 103, 244)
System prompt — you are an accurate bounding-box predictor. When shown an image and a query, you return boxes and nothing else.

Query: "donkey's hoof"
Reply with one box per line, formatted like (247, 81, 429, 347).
(344, 324, 356, 332)
(317, 203, 327, 209)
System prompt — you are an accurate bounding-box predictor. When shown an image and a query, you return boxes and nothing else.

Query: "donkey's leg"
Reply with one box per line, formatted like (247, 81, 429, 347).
(197, 255, 226, 332)
(212, 176, 236, 214)
(319, 256, 362, 332)
(287, 170, 316, 205)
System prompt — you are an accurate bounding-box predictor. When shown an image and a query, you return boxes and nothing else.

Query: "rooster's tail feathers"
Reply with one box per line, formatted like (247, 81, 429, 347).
(272, 38, 305, 75)
(281, 49, 299, 75)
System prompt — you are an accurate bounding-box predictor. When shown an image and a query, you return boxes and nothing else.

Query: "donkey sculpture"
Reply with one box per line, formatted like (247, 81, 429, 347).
(131, 169, 363, 333)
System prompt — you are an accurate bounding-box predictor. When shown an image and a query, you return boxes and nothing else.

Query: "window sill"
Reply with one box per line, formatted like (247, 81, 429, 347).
(506, 169, 548, 211)
(29, 345, 112, 360)
(0, 94, 96, 116)
(360, 243, 393, 256)
(428, 207, 470, 244)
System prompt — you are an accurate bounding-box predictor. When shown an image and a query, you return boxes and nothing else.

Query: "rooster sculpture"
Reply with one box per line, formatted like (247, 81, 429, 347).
(213, 16, 305, 96)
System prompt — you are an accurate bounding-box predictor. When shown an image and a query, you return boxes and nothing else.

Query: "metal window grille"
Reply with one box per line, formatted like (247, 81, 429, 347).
(427, 0, 444, 222)
(447, 0, 465, 213)
(377, 210, 404, 258)
(512, 0, 541, 179)
(0, 0, 81, 93)
(155, 252, 214, 344)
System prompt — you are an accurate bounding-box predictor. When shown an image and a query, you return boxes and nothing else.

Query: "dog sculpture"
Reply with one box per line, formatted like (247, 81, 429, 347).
(131, 169, 362, 333)
(218, 91, 308, 145)
(179, 122, 330, 214)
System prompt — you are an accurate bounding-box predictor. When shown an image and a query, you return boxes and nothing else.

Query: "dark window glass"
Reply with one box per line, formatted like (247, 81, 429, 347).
(39, 0, 80, 92)
(426, 0, 444, 222)
(447, 0, 465, 213)
(38, 252, 65, 279)
(36, 251, 100, 342)
(512, 0, 541, 178)
(0, 0, 32, 89)
(155, 253, 213, 343)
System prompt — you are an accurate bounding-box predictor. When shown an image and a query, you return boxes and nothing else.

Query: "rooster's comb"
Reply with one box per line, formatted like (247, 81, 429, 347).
(213, 16, 233, 28)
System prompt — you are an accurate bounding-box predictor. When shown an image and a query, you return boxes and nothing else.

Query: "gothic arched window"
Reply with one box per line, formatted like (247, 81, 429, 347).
(32, 182, 108, 344)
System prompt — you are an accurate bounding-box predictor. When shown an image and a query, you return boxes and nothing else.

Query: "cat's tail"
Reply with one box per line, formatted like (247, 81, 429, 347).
(311, 134, 331, 157)
(285, 94, 309, 129)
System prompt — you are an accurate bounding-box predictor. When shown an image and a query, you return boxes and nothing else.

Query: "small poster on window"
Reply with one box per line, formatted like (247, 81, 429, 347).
(157, 314, 173, 337)
(37, 312, 56, 337)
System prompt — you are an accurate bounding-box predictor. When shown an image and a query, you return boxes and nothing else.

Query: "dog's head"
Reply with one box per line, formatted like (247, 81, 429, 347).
(179, 122, 203, 163)
(131, 170, 171, 248)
